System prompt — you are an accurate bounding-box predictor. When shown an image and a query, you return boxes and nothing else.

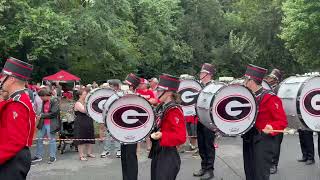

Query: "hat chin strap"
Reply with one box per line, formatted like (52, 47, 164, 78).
(157, 91, 166, 100)
(200, 73, 212, 83)
(0, 76, 9, 90)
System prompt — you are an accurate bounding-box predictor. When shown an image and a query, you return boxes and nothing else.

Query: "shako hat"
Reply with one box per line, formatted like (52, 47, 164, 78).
(200, 63, 215, 75)
(2, 57, 33, 81)
(267, 69, 282, 81)
(124, 73, 140, 89)
(157, 74, 180, 91)
(244, 64, 267, 85)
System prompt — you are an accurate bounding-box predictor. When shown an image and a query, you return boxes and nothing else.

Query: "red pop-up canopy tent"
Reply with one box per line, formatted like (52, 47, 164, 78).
(43, 70, 80, 82)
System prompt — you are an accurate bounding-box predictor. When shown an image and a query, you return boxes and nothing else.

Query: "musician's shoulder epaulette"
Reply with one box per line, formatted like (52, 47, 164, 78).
(12, 94, 21, 102)
(264, 89, 276, 96)
(163, 102, 181, 113)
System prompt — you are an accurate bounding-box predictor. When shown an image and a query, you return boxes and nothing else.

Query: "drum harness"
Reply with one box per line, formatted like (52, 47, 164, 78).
(148, 101, 181, 159)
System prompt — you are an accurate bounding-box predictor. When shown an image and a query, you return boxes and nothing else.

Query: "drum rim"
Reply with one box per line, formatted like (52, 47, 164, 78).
(278, 76, 314, 130)
(85, 88, 115, 122)
(102, 92, 121, 125)
(212, 84, 258, 136)
(104, 94, 156, 144)
(195, 82, 226, 132)
(298, 76, 320, 131)
(178, 79, 202, 108)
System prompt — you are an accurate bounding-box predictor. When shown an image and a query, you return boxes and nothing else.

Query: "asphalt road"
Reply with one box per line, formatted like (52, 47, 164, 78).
(27, 135, 320, 180)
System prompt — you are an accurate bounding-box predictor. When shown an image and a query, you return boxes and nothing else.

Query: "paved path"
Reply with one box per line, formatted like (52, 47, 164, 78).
(28, 135, 320, 180)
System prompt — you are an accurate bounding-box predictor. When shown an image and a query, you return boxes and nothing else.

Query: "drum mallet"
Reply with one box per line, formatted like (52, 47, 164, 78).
(266, 129, 297, 134)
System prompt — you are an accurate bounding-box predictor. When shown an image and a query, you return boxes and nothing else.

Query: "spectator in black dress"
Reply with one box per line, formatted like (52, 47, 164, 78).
(74, 88, 95, 161)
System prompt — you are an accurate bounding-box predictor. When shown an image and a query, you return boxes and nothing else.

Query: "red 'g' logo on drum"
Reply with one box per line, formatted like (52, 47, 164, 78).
(111, 105, 150, 129)
(215, 95, 253, 122)
(303, 89, 320, 117)
(179, 88, 199, 106)
(91, 97, 109, 113)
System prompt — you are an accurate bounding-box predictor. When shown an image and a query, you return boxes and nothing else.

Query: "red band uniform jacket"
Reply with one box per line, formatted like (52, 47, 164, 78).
(0, 91, 36, 164)
(255, 89, 287, 135)
(160, 106, 186, 147)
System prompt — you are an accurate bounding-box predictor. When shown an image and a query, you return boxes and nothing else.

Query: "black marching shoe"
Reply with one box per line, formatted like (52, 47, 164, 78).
(297, 157, 307, 162)
(270, 165, 278, 174)
(305, 159, 315, 165)
(193, 169, 206, 177)
(200, 170, 214, 180)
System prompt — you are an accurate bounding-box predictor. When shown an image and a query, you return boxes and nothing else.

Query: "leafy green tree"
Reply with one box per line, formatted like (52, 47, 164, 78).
(0, 0, 74, 61)
(0, 0, 315, 83)
(130, 0, 192, 78)
(179, 0, 227, 75)
(66, 0, 141, 83)
(213, 31, 261, 77)
(226, 0, 302, 76)
(280, 0, 320, 71)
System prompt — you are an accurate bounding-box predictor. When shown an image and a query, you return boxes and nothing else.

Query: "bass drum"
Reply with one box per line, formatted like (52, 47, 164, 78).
(85, 88, 115, 123)
(178, 79, 202, 116)
(277, 75, 320, 131)
(103, 94, 155, 144)
(230, 78, 272, 90)
(196, 83, 257, 136)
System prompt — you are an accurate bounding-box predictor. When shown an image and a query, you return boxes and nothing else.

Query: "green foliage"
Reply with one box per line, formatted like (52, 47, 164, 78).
(213, 31, 261, 77)
(0, 0, 317, 83)
(66, 0, 141, 82)
(133, 0, 192, 78)
(0, 0, 74, 61)
(280, 0, 320, 70)
(180, 0, 227, 70)
(224, 0, 302, 76)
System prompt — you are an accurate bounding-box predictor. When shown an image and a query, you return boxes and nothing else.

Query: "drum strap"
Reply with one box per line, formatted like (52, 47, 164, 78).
(155, 101, 181, 130)
(149, 101, 181, 159)
(242, 89, 274, 140)
(256, 88, 274, 105)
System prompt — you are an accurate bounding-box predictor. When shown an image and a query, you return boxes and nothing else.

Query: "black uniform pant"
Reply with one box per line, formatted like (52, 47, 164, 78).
(197, 122, 215, 170)
(121, 144, 138, 180)
(318, 133, 320, 160)
(151, 147, 180, 180)
(243, 133, 274, 180)
(298, 129, 314, 160)
(0, 147, 31, 180)
(271, 133, 283, 166)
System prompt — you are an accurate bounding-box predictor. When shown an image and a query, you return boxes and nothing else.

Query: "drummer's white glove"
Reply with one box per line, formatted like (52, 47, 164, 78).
(151, 132, 162, 140)
(262, 124, 273, 134)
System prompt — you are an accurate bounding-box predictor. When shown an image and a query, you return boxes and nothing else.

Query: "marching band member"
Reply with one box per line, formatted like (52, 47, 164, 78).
(100, 79, 122, 158)
(0, 57, 36, 180)
(179, 74, 198, 153)
(297, 129, 315, 165)
(193, 63, 216, 180)
(149, 77, 159, 92)
(121, 73, 141, 180)
(136, 78, 158, 151)
(137, 78, 158, 105)
(265, 69, 282, 92)
(242, 64, 287, 180)
(149, 74, 186, 180)
(264, 69, 284, 174)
